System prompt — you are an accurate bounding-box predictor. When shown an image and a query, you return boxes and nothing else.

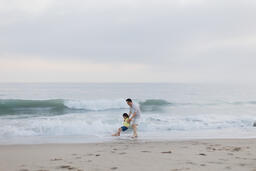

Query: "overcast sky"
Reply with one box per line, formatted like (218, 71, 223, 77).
(0, 0, 256, 83)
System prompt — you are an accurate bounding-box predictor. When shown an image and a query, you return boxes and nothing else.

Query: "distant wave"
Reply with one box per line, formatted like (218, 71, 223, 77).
(139, 99, 172, 112)
(0, 99, 128, 115)
(0, 98, 173, 115)
(139, 99, 171, 106)
(0, 99, 69, 115)
(1, 98, 256, 115)
(228, 101, 256, 105)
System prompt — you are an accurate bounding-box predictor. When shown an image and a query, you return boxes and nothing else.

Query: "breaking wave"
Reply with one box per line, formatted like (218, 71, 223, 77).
(1, 98, 256, 115)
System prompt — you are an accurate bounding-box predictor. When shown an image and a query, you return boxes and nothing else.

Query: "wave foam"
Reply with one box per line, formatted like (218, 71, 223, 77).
(0, 113, 255, 138)
(64, 99, 128, 111)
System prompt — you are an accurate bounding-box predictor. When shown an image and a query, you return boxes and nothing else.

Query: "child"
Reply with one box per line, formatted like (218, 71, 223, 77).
(112, 113, 130, 136)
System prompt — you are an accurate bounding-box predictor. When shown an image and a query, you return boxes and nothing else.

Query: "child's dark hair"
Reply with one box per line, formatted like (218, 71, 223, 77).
(123, 113, 129, 118)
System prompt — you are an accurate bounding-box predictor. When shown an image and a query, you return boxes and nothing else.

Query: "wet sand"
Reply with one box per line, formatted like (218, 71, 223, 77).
(0, 139, 256, 171)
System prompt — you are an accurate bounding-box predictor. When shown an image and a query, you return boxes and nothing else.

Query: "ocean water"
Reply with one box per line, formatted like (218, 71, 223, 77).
(0, 83, 256, 144)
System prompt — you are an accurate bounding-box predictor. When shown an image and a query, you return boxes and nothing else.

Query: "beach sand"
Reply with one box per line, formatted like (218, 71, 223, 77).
(0, 139, 256, 171)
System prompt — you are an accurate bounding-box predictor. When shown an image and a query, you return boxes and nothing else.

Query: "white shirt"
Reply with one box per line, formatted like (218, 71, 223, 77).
(129, 103, 141, 119)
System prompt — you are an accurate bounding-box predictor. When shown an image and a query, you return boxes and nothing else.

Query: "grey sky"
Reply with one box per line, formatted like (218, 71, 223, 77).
(0, 0, 256, 83)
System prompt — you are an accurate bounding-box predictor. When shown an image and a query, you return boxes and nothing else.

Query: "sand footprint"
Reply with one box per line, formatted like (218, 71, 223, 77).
(185, 161, 197, 165)
(141, 150, 151, 153)
(171, 167, 190, 171)
(232, 147, 241, 152)
(50, 158, 63, 161)
(161, 151, 172, 154)
(110, 167, 118, 170)
(119, 152, 127, 155)
(199, 153, 207, 156)
(207, 161, 223, 164)
(225, 166, 231, 170)
(58, 165, 76, 170)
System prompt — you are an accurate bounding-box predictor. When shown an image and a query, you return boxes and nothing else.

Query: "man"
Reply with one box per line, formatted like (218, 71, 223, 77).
(126, 98, 141, 138)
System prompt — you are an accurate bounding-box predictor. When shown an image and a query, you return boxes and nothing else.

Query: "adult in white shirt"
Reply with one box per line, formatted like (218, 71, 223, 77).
(126, 98, 141, 138)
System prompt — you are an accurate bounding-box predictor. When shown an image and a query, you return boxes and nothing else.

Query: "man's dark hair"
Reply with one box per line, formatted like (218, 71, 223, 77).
(126, 98, 132, 102)
(123, 113, 129, 118)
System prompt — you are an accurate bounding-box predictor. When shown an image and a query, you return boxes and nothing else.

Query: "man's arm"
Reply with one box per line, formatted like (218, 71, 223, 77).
(128, 108, 132, 117)
(129, 111, 136, 122)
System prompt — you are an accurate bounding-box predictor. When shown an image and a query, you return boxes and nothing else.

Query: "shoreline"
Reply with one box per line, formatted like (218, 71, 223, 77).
(1, 136, 256, 145)
(1, 127, 256, 146)
(1, 138, 256, 171)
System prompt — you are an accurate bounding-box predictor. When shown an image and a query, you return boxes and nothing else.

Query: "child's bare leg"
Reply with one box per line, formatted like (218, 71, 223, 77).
(117, 128, 121, 136)
(112, 128, 121, 136)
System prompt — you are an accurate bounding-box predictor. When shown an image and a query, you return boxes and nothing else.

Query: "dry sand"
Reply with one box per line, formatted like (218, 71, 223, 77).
(0, 139, 256, 171)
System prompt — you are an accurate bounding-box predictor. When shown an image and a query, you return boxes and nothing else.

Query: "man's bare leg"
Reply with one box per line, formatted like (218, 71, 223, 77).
(132, 124, 138, 138)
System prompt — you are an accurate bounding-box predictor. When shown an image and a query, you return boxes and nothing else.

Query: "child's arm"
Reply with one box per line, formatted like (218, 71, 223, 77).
(128, 111, 136, 122)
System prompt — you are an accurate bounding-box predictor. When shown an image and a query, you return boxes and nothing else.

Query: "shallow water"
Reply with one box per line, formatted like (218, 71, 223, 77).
(0, 83, 256, 144)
